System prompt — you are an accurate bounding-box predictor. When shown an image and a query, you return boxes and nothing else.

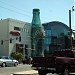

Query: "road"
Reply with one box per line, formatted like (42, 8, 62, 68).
(0, 64, 31, 75)
(0, 64, 75, 75)
(0, 64, 58, 75)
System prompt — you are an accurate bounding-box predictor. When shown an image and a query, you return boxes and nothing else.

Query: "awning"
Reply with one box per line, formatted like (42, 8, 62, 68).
(10, 31, 20, 36)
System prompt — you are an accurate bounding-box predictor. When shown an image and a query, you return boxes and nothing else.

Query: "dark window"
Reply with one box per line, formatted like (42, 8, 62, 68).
(53, 50, 74, 58)
(19, 36, 21, 42)
(53, 51, 63, 57)
(20, 44, 23, 47)
(64, 51, 74, 58)
(14, 27, 21, 31)
(5, 56, 9, 59)
(25, 44, 28, 56)
(0, 56, 2, 59)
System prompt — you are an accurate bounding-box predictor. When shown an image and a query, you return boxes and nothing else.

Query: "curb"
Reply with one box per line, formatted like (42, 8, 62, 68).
(13, 70, 38, 75)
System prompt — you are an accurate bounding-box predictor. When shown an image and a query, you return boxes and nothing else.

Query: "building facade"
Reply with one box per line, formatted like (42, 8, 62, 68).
(43, 21, 70, 54)
(0, 18, 31, 57)
(0, 18, 74, 57)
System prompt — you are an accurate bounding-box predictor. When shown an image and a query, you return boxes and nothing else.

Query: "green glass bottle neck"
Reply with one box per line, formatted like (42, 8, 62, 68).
(32, 12, 42, 27)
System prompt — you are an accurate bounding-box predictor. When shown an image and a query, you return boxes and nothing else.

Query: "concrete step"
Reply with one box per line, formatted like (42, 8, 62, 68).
(13, 70, 38, 75)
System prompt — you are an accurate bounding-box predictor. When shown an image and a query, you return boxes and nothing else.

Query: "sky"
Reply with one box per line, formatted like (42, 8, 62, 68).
(0, 0, 74, 29)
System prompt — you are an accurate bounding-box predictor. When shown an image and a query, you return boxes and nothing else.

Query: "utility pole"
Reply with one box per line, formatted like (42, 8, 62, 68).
(69, 10, 72, 50)
(69, 6, 75, 50)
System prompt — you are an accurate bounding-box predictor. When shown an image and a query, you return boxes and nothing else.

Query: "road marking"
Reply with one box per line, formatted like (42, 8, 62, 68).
(70, 73, 75, 74)
(13, 70, 38, 75)
(47, 73, 58, 75)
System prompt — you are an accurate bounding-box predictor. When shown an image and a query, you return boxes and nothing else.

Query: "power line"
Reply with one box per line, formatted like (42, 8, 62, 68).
(0, 5, 31, 18)
(0, 1, 47, 23)
(0, 1, 30, 14)
(0, 5, 47, 23)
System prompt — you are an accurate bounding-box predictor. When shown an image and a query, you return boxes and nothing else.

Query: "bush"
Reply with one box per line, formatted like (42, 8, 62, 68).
(10, 52, 23, 61)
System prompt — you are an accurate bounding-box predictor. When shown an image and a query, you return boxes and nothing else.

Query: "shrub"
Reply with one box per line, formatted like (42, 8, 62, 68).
(10, 52, 23, 60)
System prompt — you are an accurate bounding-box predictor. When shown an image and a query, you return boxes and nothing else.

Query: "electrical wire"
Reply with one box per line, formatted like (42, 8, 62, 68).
(0, 0, 47, 23)
(0, 5, 31, 18)
(0, 0, 30, 14)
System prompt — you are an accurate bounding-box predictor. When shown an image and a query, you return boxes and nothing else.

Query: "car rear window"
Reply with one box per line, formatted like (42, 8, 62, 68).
(53, 50, 74, 58)
(64, 51, 74, 58)
(53, 51, 64, 57)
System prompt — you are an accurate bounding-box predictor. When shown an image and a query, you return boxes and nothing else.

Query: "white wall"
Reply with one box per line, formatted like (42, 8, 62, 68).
(0, 19, 9, 56)
(0, 18, 31, 56)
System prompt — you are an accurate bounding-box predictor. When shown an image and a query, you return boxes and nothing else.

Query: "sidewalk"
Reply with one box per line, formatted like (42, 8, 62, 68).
(13, 70, 38, 75)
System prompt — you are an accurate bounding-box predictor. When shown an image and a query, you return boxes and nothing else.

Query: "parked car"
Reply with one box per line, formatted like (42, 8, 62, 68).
(0, 56, 18, 67)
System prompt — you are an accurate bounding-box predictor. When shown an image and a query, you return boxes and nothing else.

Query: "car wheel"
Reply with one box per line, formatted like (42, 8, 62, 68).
(38, 70, 46, 75)
(63, 67, 69, 75)
(2, 62, 6, 67)
(14, 62, 17, 67)
(60, 67, 69, 75)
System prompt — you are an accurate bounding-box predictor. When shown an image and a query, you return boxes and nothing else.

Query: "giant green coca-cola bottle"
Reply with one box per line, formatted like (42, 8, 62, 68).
(31, 9, 45, 57)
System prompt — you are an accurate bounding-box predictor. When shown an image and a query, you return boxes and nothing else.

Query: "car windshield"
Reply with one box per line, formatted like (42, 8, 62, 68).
(9, 57, 14, 60)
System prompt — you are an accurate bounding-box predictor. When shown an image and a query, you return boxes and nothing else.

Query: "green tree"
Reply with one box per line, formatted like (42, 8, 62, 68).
(11, 52, 23, 61)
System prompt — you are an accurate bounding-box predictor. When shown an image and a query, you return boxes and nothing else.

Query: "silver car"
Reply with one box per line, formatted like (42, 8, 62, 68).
(0, 56, 18, 67)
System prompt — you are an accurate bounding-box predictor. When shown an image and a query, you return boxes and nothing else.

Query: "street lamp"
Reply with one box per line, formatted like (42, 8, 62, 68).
(69, 6, 75, 50)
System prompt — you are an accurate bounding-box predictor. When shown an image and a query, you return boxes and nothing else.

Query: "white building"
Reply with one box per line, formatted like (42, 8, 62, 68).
(0, 18, 31, 57)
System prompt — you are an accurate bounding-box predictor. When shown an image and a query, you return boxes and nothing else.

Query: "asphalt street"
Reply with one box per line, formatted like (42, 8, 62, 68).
(0, 64, 58, 75)
(0, 64, 31, 75)
(0, 64, 75, 75)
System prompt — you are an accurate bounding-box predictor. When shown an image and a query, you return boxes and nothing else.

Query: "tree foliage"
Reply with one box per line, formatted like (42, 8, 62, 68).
(10, 52, 23, 60)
